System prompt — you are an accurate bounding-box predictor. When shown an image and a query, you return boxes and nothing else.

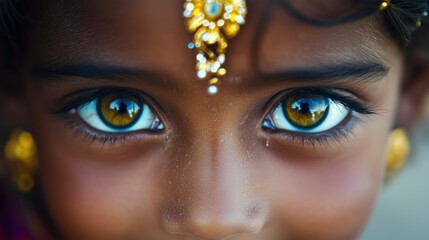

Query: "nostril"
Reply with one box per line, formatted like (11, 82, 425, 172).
(246, 203, 264, 220)
(163, 205, 187, 221)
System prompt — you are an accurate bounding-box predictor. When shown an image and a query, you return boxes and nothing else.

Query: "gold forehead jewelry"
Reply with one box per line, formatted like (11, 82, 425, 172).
(184, 0, 247, 95)
(379, 0, 390, 11)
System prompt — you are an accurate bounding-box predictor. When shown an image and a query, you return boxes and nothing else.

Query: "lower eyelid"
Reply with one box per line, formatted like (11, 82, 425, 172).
(62, 114, 160, 146)
(265, 114, 363, 148)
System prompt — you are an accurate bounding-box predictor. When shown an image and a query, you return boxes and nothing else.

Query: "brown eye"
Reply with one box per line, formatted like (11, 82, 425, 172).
(76, 93, 164, 133)
(263, 92, 350, 133)
(98, 95, 142, 129)
(284, 94, 329, 129)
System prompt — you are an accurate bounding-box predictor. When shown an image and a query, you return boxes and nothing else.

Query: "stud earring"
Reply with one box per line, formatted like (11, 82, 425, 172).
(385, 128, 410, 180)
(184, 0, 247, 95)
(4, 129, 38, 192)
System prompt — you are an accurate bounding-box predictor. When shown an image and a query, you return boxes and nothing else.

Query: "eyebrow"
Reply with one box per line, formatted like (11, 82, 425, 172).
(258, 62, 389, 86)
(31, 62, 182, 90)
(31, 61, 389, 90)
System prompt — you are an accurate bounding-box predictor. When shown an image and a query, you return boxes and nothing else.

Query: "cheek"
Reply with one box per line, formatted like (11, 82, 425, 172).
(260, 69, 401, 238)
(37, 152, 158, 238)
(261, 138, 386, 239)
(25, 89, 166, 238)
(36, 136, 165, 239)
(258, 116, 392, 239)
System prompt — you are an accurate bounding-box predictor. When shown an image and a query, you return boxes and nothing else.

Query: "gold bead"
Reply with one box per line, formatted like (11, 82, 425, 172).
(186, 13, 205, 32)
(218, 68, 227, 76)
(222, 22, 240, 38)
(416, 20, 422, 28)
(379, 1, 390, 11)
(209, 77, 220, 85)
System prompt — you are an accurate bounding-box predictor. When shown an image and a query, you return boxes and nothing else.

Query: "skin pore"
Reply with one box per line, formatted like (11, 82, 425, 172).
(12, 0, 407, 239)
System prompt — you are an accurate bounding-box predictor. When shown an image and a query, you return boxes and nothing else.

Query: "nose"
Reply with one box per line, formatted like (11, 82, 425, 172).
(161, 134, 267, 240)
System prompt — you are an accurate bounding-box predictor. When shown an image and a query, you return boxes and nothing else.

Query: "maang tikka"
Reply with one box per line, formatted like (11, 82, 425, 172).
(184, 0, 247, 95)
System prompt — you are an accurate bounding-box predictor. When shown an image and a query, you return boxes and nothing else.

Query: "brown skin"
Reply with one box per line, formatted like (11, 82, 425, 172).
(3, 0, 428, 239)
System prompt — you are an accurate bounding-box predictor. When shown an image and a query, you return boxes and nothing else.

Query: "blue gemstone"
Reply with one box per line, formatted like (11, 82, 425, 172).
(204, 1, 223, 18)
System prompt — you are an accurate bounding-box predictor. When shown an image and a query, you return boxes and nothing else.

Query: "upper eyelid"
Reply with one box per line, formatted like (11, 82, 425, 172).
(51, 87, 151, 114)
(263, 87, 375, 117)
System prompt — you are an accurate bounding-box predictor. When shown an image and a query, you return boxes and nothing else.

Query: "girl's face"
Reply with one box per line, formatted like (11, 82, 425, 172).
(21, 0, 402, 239)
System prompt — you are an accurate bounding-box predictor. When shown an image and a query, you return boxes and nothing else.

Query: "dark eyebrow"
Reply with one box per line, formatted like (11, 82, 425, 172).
(31, 61, 388, 91)
(258, 62, 389, 85)
(31, 62, 181, 90)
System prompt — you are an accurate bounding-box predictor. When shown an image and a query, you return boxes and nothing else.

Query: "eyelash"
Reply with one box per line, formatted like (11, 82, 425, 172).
(52, 87, 161, 146)
(64, 118, 130, 146)
(52, 87, 376, 147)
(262, 87, 377, 147)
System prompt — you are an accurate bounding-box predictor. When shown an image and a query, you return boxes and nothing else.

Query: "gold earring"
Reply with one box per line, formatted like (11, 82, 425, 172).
(385, 128, 410, 180)
(4, 129, 38, 192)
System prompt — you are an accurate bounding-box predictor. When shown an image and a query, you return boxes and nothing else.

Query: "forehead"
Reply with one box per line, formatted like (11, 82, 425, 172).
(26, 0, 389, 81)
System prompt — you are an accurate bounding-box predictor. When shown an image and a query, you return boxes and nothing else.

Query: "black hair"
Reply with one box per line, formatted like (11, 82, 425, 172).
(384, 1, 429, 45)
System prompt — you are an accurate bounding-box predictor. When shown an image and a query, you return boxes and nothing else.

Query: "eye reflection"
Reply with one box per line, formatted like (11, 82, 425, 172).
(77, 94, 164, 133)
(285, 94, 330, 129)
(263, 91, 350, 134)
(98, 95, 142, 129)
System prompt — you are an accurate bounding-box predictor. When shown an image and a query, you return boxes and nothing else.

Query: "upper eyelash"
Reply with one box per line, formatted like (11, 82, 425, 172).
(262, 87, 376, 146)
(270, 87, 377, 116)
(50, 87, 161, 146)
(50, 87, 145, 115)
(52, 86, 374, 147)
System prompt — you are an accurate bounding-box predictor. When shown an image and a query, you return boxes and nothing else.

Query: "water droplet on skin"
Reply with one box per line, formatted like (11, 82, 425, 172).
(265, 139, 270, 147)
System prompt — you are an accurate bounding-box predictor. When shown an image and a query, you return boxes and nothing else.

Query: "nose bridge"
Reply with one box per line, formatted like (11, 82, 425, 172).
(162, 127, 267, 239)
(191, 131, 248, 217)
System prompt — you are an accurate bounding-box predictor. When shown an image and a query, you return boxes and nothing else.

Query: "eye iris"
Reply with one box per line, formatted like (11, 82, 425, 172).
(98, 95, 142, 129)
(284, 94, 329, 129)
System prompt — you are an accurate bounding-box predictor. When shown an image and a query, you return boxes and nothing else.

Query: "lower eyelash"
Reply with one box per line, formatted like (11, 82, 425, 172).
(64, 117, 130, 147)
(264, 113, 363, 148)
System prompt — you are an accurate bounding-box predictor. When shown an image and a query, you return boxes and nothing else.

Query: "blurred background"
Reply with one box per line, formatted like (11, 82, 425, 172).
(362, 97, 429, 240)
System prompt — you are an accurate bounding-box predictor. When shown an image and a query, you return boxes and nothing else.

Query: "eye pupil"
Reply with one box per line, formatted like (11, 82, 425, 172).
(98, 95, 142, 129)
(116, 102, 128, 114)
(284, 94, 329, 129)
(296, 102, 310, 114)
